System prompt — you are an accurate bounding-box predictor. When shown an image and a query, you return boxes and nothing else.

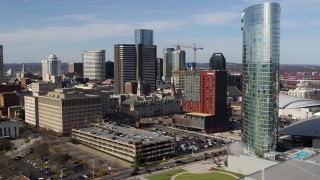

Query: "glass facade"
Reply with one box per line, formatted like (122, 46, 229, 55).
(135, 29, 153, 45)
(83, 50, 106, 81)
(210, 53, 226, 70)
(0, 45, 3, 83)
(241, 2, 280, 156)
(172, 49, 186, 71)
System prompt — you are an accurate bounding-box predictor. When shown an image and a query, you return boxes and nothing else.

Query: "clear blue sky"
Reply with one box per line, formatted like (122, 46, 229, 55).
(0, 0, 319, 64)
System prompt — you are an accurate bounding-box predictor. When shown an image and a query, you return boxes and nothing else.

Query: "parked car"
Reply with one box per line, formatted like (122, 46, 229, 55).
(130, 171, 138, 176)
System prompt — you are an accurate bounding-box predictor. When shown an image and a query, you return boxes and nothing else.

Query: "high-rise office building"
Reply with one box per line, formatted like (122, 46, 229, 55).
(0, 46, 3, 83)
(41, 54, 61, 82)
(136, 44, 157, 91)
(163, 48, 174, 81)
(114, 44, 137, 94)
(210, 53, 226, 70)
(114, 44, 156, 94)
(83, 50, 106, 81)
(68, 63, 83, 76)
(162, 47, 186, 81)
(172, 48, 186, 71)
(157, 58, 163, 80)
(105, 61, 114, 79)
(135, 29, 153, 45)
(241, 2, 281, 156)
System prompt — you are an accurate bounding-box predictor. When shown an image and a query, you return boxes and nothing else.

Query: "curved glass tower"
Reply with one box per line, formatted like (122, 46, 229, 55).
(241, 2, 280, 156)
(83, 50, 106, 81)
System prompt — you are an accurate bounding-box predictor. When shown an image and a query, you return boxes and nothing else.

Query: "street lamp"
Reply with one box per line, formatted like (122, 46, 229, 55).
(92, 160, 95, 178)
(60, 168, 63, 180)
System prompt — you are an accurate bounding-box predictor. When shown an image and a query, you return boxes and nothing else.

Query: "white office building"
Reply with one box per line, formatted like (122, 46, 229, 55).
(41, 54, 61, 82)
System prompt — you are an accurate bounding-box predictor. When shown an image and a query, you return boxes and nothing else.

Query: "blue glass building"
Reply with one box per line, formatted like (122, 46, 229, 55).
(135, 29, 153, 45)
(241, 2, 281, 156)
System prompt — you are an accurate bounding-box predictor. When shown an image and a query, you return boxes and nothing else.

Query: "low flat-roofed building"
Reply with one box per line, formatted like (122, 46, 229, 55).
(72, 122, 175, 162)
(279, 94, 320, 120)
(173, 112, 228, 133)
(288, 87, 320, 101)
(241, 158, 320, 180)
(31, 82, 58, 95)
(173, 112, 213, 132)
(121, 94, 181, 118)
(0, 118, 19, 138)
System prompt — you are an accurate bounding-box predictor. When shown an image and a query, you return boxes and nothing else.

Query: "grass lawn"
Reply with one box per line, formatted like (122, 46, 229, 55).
(175, 172, 237, 180)
(212, 168, 244, 178)
(147, 169, 185, 180)
(173, 156, 184, 160)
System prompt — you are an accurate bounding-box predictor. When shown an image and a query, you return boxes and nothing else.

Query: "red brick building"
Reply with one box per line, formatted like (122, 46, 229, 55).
(176, 70, 228, 133)
(125, 81, 138, 94)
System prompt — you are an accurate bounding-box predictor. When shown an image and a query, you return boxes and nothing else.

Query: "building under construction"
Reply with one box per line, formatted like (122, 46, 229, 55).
(172, 68, 196, 93)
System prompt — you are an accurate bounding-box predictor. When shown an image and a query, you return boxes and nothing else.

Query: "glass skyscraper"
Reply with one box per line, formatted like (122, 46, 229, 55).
(209, 53, 226, 70)
(135, 29, 153, 45)
(83, 50, 106, 81)
(0, 45, 3, 83)
(241, 2, 280, 156)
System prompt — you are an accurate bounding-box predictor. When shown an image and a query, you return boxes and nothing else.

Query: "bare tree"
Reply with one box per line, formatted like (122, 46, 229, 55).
(0, 139, 11, 150)
(32, 141, 49, 160)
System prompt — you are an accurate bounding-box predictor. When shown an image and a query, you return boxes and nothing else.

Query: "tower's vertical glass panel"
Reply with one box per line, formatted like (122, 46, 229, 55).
(135, 29, 153, 45)
(241, 2, 280, 156)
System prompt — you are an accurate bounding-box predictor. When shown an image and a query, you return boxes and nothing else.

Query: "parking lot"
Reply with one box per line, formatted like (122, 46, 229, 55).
(153, 128, 229, 156)
(3, 141, 96, 180)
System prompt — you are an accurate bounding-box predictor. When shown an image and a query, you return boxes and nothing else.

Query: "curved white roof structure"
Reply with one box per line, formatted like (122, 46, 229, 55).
(279, 94, 320, 109)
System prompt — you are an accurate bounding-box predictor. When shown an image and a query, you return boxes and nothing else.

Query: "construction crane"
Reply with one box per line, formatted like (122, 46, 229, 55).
(172, 43, 204, 69)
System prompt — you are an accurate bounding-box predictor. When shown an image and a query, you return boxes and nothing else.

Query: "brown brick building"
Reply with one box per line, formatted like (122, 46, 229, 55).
(0, 92, 19, 116)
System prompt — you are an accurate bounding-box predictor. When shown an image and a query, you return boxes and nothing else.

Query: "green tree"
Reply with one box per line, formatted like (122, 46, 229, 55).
(18, 109, 25, 120)
(133, 155, 145, 169)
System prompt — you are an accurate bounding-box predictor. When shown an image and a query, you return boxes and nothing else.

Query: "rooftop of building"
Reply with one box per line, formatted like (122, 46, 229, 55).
(122, 94, 176, 105)
(74, 122, 173, 144)
(242, 158, 320, 180)
(227, 86, 242, 97)
(0, 118, 18, 124)
(279, 116, 320, 138)
(279, 93, 320, 109)
(40, 88, 101, 99)
(185, 112, 213, 117)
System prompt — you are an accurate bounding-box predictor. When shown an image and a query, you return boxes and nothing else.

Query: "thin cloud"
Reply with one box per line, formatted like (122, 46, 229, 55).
(0, 23, 134, 43)
(104, 5, 178, 14)
(193, 12, 239, 25)
(0, 18, 187, 44)
(139, 20, 186, 32)
(63, 14, 102, 22)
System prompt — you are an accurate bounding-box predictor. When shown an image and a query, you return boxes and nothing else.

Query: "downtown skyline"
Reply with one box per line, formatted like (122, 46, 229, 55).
(0, 0, 320, 64)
